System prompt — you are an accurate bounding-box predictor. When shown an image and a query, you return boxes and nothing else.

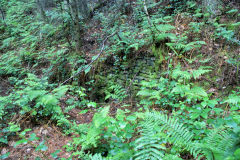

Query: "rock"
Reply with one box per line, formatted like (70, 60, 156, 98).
(9, 141, 15, 147)
(1, 148, 8, 155)
(26, 148, 32, 153)
(42, 129, 49, 136)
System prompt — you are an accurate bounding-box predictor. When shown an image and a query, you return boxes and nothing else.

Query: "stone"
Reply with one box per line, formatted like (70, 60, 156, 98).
(1, 148, 8, 155)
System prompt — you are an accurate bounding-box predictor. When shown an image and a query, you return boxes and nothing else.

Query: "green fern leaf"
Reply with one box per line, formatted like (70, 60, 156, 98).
(191, 67, 211, 80)
(89, 153, 106, 160)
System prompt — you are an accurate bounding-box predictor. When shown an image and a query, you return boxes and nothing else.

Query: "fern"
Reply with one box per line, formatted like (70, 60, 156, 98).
(155, 24, 175, 32)
(186, 86, 208, 99)
(191, 66, 211, 80)
(224, 89, 240, 111)
(134, 121, 166, 160)
(183, 41, 206, 52)
(105, 83, 127, 102)
(172, 65, 211, 81)
(205, 127, 235, 159)
(135, 112, 196, 159)
(171, 84, 191, 97)
(192, 127, 235, 160)
(144, 112, 194, 148)
(89, 153, 106, 160)
(172, 65, 192, 80)
(225, 95, 240, 105)
(135, 111, 236, 160)
(78, 107, 110, 151)
(163, 154, 183, 160)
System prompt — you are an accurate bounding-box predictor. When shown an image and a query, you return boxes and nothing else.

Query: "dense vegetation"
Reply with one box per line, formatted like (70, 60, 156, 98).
(0, 0, 240, 159)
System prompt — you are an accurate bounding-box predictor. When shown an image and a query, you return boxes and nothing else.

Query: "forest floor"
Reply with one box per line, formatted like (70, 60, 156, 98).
(1, 1, 240, 160)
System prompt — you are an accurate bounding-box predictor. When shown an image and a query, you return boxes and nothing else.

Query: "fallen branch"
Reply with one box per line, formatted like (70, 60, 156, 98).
(59, 31, 117, 86)
(143, 0, 161, 34)
(143, 0, 152, 27)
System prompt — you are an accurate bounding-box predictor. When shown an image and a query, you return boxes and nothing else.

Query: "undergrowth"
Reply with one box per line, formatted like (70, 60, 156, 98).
(0, 0, 240, 159)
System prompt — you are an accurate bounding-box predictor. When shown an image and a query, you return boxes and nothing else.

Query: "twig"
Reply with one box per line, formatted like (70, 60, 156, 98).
(142, 0, 161, 37)
(125, 71, 139, 94)
(59, 31, 117, 86)
(143, 0, 152, 27)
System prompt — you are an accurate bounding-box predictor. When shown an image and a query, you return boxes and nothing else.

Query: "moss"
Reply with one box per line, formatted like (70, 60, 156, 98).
(151, 44, 166, 71)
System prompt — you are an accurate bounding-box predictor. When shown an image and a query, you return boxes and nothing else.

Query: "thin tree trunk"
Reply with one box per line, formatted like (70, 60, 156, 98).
(59, 0, 73, 49)
(0, 6, 7, 27)
(67, 0, 82, 53)
(143, 0, 155, 41)
(79, 0, 90, 20)
(36, 0, 49, 23)
(0, 7, 5, 21)
(202, 0, 221, 18)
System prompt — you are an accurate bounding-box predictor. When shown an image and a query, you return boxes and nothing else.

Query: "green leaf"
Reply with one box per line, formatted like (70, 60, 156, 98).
(0, 137, 8, 144)
(126, 133, 132, 139)
(119, 121, 127, 129)
(234, 148, 240, 157)
(28, 133, 39, 141)
(9, 123, 21, 132)
(213, 108, 223, 114)
(79, 109, 88, 114)
(87, 102, 97, 108)
(126, 115, 137, 122)
(14, 139, 28, 147)
(19, 128, 32, 137)
(191, 67, 211, 79)
(51, 150, 61, 159)
(225, 95, 240, 105)
(0, 152, 10, 159)
(207, 99, 218, 108)
(226, 9, 238, 14)
(190, 87, 208, 98)
(92, 55, 99, 61)
(172, 67, 192, 80)
(172, 84, 190, 96)
(38, 94, 58, 106)
(190, 113, 200, 119)
(28, 90, 47, 101)
(231, 22, 240, 27)
(31, 110, 37, 116)
(36, 141, 48, 151)
(156, 24, 175, 32)
(35, 157, 42, 160)
(93, 106, 110, 128)
(52, 85, 69, 99)
(85, 66, 91, 74)
(201, 112, 208, 119)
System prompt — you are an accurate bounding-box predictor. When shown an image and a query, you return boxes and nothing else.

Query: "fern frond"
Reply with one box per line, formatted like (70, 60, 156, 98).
(134, 132, 165, 160)
(163, 154, 183, 160)
(203, 127, 235, 159)
(89, 153, 106, 160)
(145, 112, 194, 147)
(188, 127, 235, 160)
(191, 67, 211, 80)
(134, 118, 166, 160)
(134, 112, 202, 159)
(172, 66, 192, 80)
(224, 94, 240, 105)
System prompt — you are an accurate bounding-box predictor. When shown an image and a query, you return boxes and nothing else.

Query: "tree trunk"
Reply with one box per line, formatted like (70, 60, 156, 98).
(0, 7, 5, 21)
(67, 0, 82, 53)
(202, 0, 221, 17)
(36, 0, 49, 23)
(59, 0, 73, 49)
(78, 0, 90, 19)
